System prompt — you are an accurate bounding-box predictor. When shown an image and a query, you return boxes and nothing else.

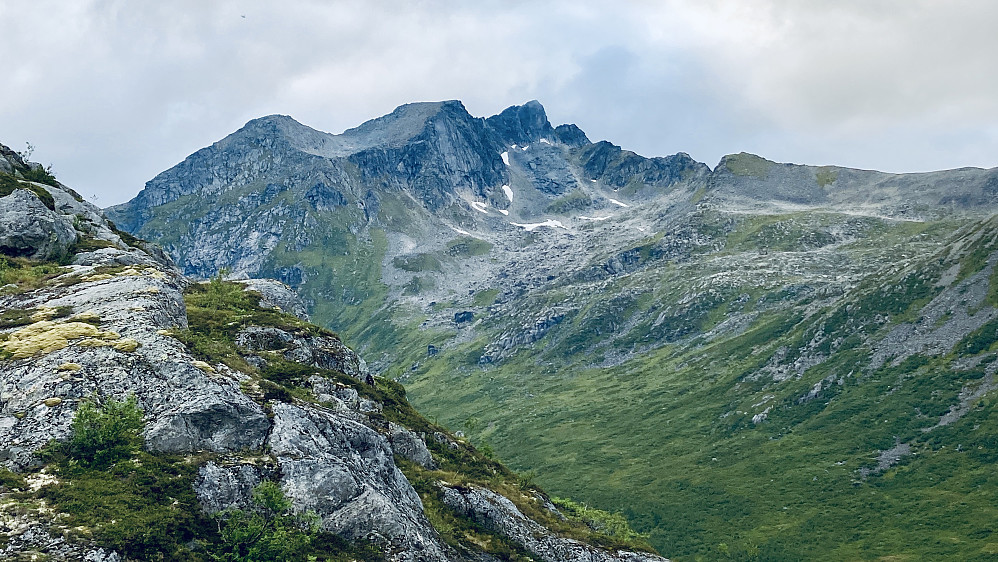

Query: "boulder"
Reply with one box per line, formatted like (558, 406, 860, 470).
(0, 188, 76, 259)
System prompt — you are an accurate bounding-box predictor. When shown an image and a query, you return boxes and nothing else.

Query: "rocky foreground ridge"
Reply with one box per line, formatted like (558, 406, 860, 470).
(0, 145, 665, 560)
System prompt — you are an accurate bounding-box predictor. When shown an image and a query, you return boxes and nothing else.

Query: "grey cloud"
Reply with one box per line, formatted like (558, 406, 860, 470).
(1, 0, 996, 205)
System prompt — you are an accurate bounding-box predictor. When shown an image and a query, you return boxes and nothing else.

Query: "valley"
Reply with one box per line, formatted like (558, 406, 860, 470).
(108, 100, 998, 560)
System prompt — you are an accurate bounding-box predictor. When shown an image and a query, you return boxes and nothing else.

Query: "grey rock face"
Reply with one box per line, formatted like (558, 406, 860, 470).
(554, 123, 591, 147)
(577, 141, 709, 194)
(194, 461, 265, 513)
(235, 325, 368, 379)
(440, 484, 669, 562)
(388, 422, 437, 469)
(235, 278, 309, 320)
(0, 248, 271, 470)
(510, 141, 580, 197)
(0, 518, 121, 562)
(485, 100, 556, 147)
(267, 402, 450, 561)
(0, 188, 77, 259)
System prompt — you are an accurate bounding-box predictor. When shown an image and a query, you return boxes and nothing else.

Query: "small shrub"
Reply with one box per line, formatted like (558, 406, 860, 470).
(211, 481, 318, 561)
(66, 394, 144, 468)
(0, 171, 56, 210)
(0, 467, 26, 490)
(551, 496, 650, 544)
(22, 164, 59, 187)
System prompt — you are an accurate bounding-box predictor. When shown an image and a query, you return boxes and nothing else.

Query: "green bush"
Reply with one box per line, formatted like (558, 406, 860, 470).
(21, 165, 59, 187)
(211, 481, 318, 561)
(0, 467, 26, 490)
(66, 394, 144, 468)
(0, 171, 56, 210)
(39, 450, 202, 560)
(551, 496, 649, 544)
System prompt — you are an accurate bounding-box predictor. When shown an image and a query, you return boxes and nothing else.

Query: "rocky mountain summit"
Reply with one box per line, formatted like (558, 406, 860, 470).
(108, 100, 998, 560)
(0, 145, 665, 560)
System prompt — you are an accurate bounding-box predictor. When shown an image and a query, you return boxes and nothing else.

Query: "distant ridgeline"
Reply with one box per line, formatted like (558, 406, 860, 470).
(108, 101, 998, 560)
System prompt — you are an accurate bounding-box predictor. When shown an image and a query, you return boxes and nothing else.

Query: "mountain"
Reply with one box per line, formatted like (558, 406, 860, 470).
(0, 144, 664, 560)
(108, 102, 998, 560)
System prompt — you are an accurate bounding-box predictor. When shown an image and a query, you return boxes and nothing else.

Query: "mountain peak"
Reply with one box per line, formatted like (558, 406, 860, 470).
(337, 100, 475, 151)
(238, 113, 313, 136)
(486, 100, 556, 146)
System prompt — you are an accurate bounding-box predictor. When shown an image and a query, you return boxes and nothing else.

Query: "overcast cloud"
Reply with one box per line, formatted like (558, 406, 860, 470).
(3, 0, 997, 206)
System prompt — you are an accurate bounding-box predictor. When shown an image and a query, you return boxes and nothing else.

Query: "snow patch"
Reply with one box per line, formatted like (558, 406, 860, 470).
(591, 179, 597, 183)
(521, 145, 529, 151)
(579, 215, 611, 221)
(501, 152, 510, 166)
(470, 201, 489, 214)
(539, 138, 551, 144)
(510, 219, 567, 232)
(511, 144, 518, 150)
(449, 226, 471, 236)
(498, 209, 509, 216)
(608, 198, 630, 208)
(501, 185, 514, 202)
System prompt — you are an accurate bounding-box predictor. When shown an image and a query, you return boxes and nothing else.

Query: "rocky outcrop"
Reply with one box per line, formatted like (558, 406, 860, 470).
(234, 277, 309, 320)
(388, 422, 437, 470)
(0, 249, 271, 468)
(235, 325, 369, 380)
(269, 402, 449, 560)
(440, 484, 668, 562)
(0, 188, 77, 260)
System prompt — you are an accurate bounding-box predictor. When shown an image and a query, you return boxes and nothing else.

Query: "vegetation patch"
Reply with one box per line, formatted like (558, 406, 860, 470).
(551, 496, 651, 547)
(0, 305, 72, 329)
(66, 235, 116, 256)
(446, 236, 493, 257)
(0, 172, 56, 210)
(0, 256, 68, 294)
(545, 190, 592, 214)
(723, 152, 774, 178)
(815, 166, 838, 187)
(392, 253, 442, 272)
(954, 317, 998, 356)
(210, 481, 318, 561)
(402, 275, 436, 295)
(472, 288, 499, 307)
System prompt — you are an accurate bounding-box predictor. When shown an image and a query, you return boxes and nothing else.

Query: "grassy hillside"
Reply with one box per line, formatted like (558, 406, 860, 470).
(311, 211, 998, 560)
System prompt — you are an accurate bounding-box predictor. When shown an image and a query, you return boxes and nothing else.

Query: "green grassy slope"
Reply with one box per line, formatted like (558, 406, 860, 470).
(327, 212, 998, 561)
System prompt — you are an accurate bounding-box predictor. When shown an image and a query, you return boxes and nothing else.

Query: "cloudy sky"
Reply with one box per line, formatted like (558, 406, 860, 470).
(3, 0, 997, 206)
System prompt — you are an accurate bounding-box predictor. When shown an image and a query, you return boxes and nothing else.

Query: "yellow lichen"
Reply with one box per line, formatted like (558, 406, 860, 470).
(82, 273, 113, 282)
(29, 306, 60, 322)
(112, 338, 139, 352)
(56, 362, 83, 371)
(43, 397, 62, 407)
(0, 321, 108, 360)
(141, 287, 161, 294)
(144, 268, 168, 280)
(70, 310, 100, 323)
(155, 329, 172, 336)
(191, 360, 215, 373)
(77, 333, 139, 353)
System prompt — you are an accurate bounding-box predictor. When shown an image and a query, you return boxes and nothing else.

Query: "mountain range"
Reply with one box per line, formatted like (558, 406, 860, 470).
(94, 99, 998, 559)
